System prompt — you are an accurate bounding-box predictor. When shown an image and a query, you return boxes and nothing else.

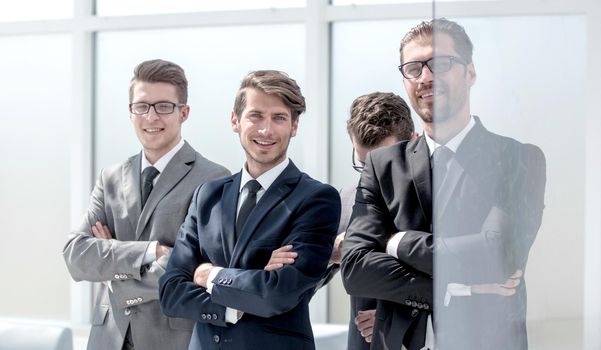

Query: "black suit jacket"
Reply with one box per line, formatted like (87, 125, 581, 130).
(341, 117, 546, 350)
(159, 161, 341, 350)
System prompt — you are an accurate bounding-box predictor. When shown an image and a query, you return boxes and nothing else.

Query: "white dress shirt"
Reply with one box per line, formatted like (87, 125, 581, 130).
(206, 158, 290, 324)
(140, 138, 185, 265)
(387, 117, 475, 350)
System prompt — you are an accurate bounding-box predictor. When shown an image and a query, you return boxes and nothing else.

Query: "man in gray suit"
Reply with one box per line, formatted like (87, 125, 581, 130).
(63, 59, 230, 350)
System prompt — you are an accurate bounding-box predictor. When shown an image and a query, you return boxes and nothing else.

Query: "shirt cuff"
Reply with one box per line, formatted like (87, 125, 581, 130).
(386, 231, 406, 258)
(444, 283, 472, 306)
(142, 241, 158, 265)
(225, 307, 244, 324)
(206, 266, 223, 294)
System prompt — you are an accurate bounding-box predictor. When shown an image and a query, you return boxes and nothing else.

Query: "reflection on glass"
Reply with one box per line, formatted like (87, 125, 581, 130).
(333, 15, 585, 349)
(97, 0, 305, 16)
(332, 0, 493, 5)
(0, 34, 72, 319)
(0, 0, 72, 22)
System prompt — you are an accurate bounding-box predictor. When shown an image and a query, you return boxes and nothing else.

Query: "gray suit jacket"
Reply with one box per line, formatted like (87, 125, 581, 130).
(63, 141, 230, 350)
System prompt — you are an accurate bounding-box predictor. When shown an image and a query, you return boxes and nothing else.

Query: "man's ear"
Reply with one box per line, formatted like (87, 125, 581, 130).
(467, 62, 477, 87)
(290, 117, 299, 138)
(231, 111, 240, 133)
(180, 105, 190, 123)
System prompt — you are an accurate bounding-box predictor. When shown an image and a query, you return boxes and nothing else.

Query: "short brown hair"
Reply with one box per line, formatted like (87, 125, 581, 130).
(347, 92, 413, 147)
(129, 59, 188, 103)
(400, 18, 473, 64)
(233, 70, 306, 121)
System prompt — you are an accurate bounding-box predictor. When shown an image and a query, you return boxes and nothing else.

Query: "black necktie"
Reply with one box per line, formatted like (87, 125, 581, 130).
(141, 166, 160, 208)
(431, 146, 454, 196)
(236, 180, 262, 240)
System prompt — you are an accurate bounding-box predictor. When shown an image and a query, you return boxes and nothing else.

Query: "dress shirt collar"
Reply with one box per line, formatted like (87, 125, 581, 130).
(424, 116, 475, 157)
(239, 158, 290, 194)
(141, 138, 185, 174)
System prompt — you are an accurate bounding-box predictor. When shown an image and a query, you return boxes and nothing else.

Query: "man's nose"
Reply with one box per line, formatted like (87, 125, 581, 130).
(145, 106, 161, 121)
(418, 63, 433, 83)
(258, 119, 273, 134)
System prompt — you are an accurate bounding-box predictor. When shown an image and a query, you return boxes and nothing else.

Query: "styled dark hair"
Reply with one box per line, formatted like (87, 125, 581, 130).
(233, 70, 306, 121)
(400, 18, 474, 64)
(347, 92, 413, 147)
(129, 59, 188, 103)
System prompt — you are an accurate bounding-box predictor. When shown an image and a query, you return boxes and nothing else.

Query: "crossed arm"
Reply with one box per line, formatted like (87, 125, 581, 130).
(159, 183, 341, 325)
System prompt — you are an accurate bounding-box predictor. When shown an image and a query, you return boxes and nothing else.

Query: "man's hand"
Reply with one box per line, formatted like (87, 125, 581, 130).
(91, 221, 112, 239)
(355, 309, 376, 343)
(264, 245, 297, 271)
(329, 232, 345, 264)
(193, 263, 215, 288)
(156, 243, 172, 260)
(471, 270, 523, 296)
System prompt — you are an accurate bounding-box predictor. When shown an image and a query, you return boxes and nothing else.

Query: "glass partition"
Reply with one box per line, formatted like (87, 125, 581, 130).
(0, 34, 72, 320)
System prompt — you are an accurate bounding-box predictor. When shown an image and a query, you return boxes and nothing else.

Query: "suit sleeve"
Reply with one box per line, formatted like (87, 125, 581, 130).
(159, 185, 229, 327)
(62, 169, 151, 283)
(437, 143, 546, 279)
(208, 184, 341, 318)
(341, 153, 433, 306)
(109, 167, 232, 308)
(393, 144, 546, 283)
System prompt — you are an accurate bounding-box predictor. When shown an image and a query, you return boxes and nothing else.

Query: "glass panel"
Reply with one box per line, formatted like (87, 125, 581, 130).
(0, 0, 72, 22)
(428, 14, 585, 349)
(0, 34, 72, 320)
(97, 0, 305, 16)
(333, 0, 492, 5)
(95, 24, 305, 176)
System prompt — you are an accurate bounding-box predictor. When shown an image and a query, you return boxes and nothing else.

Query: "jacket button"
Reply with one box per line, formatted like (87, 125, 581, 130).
(114, 274, 120, 280)
(417, 303, 423, 309)
(124, 307, 131, 316)
(411, 309, 419, 317)
(201, 314, 207, 320)
(212, 314, 218, 320)
(405, 300, 411, 306)
(424, 304, 430, 310)
(213, 335, 220, 343)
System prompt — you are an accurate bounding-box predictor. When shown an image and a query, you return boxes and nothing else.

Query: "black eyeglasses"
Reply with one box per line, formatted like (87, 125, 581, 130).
(352, 148, 365, 173)
(129, 102, 185, 115)
(398, 56, 468, 79)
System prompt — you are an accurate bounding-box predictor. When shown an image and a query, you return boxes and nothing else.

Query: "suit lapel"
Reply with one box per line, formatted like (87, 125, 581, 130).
(135, 143, 196, 239)
(230, 162, 300, 267)
(436, 117, 488, 221)
(123, 153, 142, 237)
(408, 137, 432, 225)
(220, 175, 240, 266)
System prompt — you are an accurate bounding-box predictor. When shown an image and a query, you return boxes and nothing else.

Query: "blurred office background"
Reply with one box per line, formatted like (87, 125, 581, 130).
(1, 0, 600, 349)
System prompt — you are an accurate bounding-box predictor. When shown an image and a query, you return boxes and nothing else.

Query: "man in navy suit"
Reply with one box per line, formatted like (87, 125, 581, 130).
(159, 70, 341, 350)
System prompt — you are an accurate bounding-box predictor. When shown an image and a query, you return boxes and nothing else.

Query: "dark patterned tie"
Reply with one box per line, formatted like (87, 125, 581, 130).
(431, 146, 454, 197)
(141, 166, 160, 208)
(235, 180, 262, 240)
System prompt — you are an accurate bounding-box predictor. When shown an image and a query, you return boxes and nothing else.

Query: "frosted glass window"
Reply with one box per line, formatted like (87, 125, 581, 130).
(0, 0, 72, 22)
(97, 0, 305, 16)
(333, 0, 492, 5)
(95, 24, 305, 175)
(0, 34, 72, 320)
(331, 16, 586, 348)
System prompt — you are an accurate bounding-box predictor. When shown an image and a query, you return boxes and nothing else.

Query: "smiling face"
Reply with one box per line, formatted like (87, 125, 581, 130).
(231, 88, 298, 178)
(401, 33, 476, 138)
(130, 81, 189, 164)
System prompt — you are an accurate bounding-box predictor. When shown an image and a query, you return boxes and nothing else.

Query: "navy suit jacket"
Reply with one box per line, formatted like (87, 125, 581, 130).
(159, 161, 341, 350)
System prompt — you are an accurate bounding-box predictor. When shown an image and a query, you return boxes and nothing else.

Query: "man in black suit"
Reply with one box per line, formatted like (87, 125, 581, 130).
(159, 70, 341, 350)
(272, 92, 416, 349)
(341, 19, 546, 350)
